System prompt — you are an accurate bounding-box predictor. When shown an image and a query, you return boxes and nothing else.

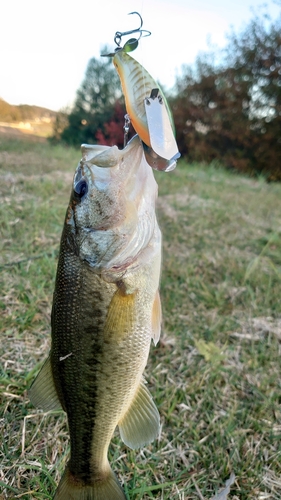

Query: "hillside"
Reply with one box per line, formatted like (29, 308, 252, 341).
(0, 98, 57, 122)
(0, 98, 57, 138)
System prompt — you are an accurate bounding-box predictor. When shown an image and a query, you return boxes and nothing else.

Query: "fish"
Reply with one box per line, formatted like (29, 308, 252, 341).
(112, 49, 180, 171)
(29, 134, 162, 500)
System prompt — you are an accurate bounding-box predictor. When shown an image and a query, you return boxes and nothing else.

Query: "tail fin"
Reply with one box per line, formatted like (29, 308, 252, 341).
(53, 466, 127, 500)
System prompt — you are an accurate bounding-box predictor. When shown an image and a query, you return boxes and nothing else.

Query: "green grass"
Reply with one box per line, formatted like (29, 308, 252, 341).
(1, 134, 281, 499)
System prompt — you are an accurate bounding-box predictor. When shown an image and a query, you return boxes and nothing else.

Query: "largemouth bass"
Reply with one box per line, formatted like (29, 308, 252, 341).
(29, 135, 162, 500)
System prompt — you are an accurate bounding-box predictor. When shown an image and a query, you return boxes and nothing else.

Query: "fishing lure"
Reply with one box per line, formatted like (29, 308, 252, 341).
(102, 12, 180, 171)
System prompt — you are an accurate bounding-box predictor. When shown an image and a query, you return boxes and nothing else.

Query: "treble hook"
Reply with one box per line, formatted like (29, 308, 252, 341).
(114, 11, 151, 47)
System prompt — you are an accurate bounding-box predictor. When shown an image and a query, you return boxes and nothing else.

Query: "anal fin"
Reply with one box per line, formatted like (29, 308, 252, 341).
(118, 380, 160, 449)
(29, 356, 62, 411)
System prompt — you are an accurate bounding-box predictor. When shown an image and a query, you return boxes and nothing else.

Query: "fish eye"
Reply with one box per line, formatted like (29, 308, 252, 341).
(74, 178, 88, 200)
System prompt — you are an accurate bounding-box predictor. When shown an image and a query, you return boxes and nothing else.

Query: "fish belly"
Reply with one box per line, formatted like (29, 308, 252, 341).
(51, 244, 153, 484)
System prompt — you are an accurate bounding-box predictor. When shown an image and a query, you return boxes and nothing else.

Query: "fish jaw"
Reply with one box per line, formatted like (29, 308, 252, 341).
(67, 135, 160, 277)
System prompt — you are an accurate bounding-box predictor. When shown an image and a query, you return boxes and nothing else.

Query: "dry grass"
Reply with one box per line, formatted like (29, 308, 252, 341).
(1, 134, 281, 499)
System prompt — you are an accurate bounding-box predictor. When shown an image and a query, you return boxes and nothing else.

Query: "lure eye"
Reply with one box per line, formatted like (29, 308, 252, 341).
(74, 178, 88, 200)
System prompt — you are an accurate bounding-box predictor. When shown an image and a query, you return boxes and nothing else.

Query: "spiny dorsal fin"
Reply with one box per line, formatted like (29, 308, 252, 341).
(118, 380, 160, 449)
(29, 356, 62, 412)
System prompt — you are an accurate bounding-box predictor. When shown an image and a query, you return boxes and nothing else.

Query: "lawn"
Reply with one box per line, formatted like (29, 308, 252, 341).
(1, 133, 281, 499)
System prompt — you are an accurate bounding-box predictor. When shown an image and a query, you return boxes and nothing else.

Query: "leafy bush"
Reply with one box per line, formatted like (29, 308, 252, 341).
(172, 13, 281, 181)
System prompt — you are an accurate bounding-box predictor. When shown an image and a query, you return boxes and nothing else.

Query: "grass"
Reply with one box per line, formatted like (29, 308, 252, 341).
(1, 133, 281, 499)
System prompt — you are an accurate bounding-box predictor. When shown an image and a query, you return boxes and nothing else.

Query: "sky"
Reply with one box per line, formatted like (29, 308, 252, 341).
(0, 0, 280, 112)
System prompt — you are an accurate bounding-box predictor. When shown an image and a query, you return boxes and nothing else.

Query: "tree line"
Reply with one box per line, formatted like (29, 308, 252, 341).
(53, 11, 281, 181)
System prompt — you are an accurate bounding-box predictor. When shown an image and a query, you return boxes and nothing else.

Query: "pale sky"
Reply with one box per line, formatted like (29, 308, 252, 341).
(0, 0, 280, 111)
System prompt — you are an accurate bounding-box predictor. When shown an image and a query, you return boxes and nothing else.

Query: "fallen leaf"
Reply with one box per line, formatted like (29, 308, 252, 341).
(210, 473, 236, 500)
(194, 339, 225, 364)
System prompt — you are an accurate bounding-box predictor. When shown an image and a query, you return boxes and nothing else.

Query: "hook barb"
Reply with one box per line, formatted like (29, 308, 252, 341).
(128, 11, 143, 30)
(114, 11, 151, 47)
(101, 11, 151, 56)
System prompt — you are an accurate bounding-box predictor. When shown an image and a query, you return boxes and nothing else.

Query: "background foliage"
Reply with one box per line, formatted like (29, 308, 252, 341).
(1, 11, 280, 180)
(54, 53, 130, 149)
(172, 13, 281, 180)
(53, 12, 281, 180)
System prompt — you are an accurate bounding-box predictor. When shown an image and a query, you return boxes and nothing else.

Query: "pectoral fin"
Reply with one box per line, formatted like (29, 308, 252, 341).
(118, 381, 160, 449)
(151, 290, 162, 345)
(104, 289, 136, 343)
(29, 356, 62, 411)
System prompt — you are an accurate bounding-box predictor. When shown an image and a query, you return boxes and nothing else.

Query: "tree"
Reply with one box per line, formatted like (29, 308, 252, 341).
(60, 51, 126, 147)
(172, 12, 281, 180)
(225, 15, 281, 179)
(95, 100, 130, 148)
